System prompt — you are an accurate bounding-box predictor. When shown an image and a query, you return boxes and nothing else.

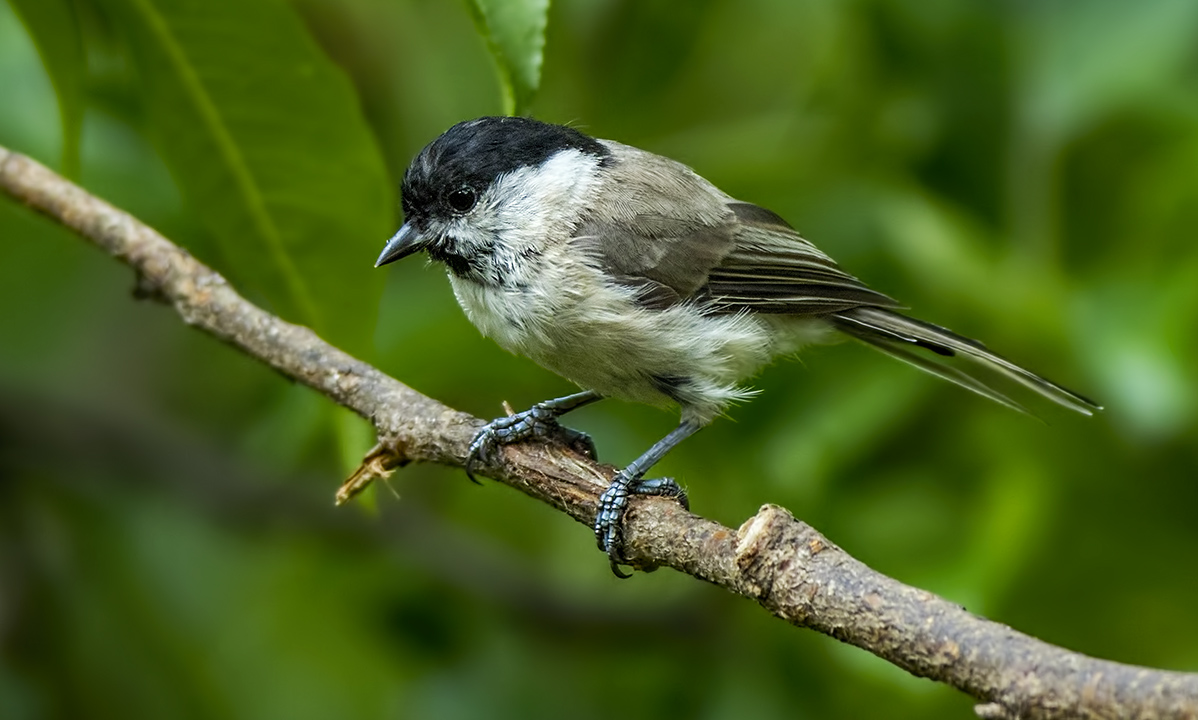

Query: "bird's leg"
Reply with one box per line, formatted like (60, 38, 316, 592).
(465, 390, 603, 481)
(596, 420, 702, 577)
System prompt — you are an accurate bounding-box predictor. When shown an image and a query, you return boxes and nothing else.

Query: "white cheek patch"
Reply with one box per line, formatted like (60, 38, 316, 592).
(470, 149, 603, 244)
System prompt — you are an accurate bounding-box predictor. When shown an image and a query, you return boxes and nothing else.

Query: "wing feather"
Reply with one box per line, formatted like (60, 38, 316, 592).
(570, 143, 897, 315)
(704, 203, 902, 314)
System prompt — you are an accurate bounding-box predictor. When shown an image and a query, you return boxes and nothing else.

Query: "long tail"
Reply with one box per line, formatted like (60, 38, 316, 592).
(831, 306, 1100, 416)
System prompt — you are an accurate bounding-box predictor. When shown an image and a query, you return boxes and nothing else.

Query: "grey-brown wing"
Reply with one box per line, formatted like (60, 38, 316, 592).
(573, 212, 737, 310)
(704, 203, 902, 314)
(572, 140, 898, 314)
(573, 199, 899, 315)
(570, 140, 740, 309)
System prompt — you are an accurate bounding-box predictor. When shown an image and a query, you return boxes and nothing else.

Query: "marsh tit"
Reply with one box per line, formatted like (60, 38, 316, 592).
(376, 116, 1099, 576)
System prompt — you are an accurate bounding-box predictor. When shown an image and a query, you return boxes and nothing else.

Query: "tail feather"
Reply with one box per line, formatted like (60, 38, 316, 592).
(831, 307, 1100, 416)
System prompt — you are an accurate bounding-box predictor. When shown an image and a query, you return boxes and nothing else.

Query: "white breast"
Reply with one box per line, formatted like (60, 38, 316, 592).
(450, 257, 807, 424)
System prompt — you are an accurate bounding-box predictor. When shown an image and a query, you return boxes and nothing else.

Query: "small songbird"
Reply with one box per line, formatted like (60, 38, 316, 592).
(375, 116, 1098, 576)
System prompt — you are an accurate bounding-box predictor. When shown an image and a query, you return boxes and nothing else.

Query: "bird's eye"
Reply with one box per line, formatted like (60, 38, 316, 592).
(446, 186, 477, 213)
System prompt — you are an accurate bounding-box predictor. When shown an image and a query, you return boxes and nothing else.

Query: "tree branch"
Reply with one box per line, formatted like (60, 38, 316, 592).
(3, 145, 1196, 720)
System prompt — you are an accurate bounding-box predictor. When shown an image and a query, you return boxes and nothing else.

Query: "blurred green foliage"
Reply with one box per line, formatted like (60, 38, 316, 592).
(2, 0, 1198, 718)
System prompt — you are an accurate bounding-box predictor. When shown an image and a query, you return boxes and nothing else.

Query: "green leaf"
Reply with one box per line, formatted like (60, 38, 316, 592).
(466, 0, 551, 115)
(8, 0, 85, 177)
(93, 0, 392, 356)
(1017, 0, 1198, 143)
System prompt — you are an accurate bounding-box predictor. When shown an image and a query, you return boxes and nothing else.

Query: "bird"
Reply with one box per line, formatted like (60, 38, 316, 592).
(375, 116, 1099, 576)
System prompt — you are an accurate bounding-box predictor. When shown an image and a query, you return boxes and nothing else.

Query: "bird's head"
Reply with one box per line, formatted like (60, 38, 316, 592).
(375, 116, 611, 283)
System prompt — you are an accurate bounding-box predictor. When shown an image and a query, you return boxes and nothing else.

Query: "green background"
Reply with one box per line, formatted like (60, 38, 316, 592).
(3, 0, 1197, 718)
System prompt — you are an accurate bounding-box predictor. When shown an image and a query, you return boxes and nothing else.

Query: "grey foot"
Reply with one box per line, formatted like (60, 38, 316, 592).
(595, 473, 689, 578)
(465, 404, 597, 482)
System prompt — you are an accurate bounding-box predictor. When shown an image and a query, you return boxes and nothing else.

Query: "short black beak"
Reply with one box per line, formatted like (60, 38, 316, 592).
(375, 223, 425, 267)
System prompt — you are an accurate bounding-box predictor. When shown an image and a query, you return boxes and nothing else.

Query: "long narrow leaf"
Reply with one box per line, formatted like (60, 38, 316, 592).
(94, 0, 391, 355)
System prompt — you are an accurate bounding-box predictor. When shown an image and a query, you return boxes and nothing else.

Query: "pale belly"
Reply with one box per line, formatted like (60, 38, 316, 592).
(449, 273, 832, 422)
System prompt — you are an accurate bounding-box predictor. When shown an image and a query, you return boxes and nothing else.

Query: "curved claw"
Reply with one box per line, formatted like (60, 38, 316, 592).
(464, 428, 494, 484)
(609, 560, 633, 579)
(557, 426, 598, 462)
